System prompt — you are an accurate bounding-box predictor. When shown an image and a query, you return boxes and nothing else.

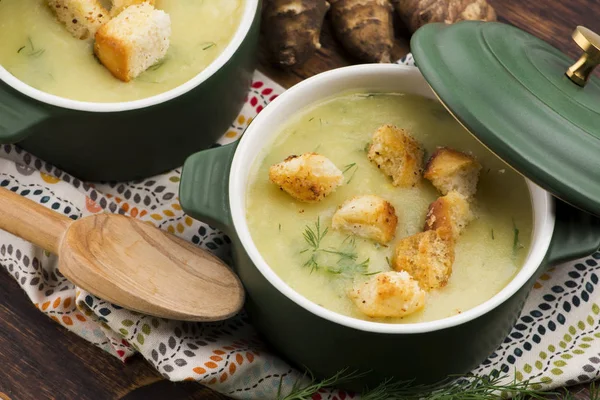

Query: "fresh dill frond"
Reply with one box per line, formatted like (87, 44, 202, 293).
(364, 142, 371, 153)
(342, 163, 358, 184)
(512, 218, 524, 259)
(302, 217, 328, 251)
(279, 369, 558, 400)
(303, 253, 320, 274)
(279, 223, 282, 233)
(342, 163, 356, 173)
(491, 229, 495, 240)
(201, 42, 216, 50)
(18, 37, 44, 58)
(308, 117, 314, 122)
(278, 368, 366, 400)
(386, 256, 392, 268)
(300, 217, 329, 272)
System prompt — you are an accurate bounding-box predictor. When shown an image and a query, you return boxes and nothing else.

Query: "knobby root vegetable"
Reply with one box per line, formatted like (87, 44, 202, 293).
(329, 0, 394, 63)
(392, 0, 497, 33)
(262, 0, 329, 68)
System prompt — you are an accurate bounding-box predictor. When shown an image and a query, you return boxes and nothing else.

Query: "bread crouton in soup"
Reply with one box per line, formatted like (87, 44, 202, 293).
(424, 147, 482, 198)
(47, 0, 110, 40)
(269, 153, 344, 203)
(332, 195, 398, 243)
(94, 3, 171, 82)
(349, 271, 427, 318)
(368, 124, 424, 187)
(393, 230, 455, 291)
(424, 191, 474, 241)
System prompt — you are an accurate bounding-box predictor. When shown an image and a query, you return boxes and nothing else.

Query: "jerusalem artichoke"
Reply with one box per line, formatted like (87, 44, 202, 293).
(329, 0, 395, 63)
(392, 0, 496, 33)
(262, 0, 329, 68)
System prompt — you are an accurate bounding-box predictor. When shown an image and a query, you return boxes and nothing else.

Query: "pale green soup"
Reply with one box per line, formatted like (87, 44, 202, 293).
(246, 93, 533, 323)
(0, 0, 243, 102)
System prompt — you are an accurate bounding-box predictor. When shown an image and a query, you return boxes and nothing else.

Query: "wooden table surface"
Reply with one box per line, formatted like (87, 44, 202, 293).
(1, 0, 599, 399)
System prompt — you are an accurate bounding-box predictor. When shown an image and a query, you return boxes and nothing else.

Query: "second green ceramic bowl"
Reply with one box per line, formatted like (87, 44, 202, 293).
(0, 0, 260, 182)
(180, 65, 600, 389)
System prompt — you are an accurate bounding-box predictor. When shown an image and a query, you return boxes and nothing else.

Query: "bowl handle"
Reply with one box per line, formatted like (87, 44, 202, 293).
(179, 142, 239, 234)
(545, 200, 600, 266)
(0, 84, 48, 143)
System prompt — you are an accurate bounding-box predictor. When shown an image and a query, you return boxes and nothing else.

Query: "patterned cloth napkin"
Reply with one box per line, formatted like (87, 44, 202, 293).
(1, 58, 600, 399)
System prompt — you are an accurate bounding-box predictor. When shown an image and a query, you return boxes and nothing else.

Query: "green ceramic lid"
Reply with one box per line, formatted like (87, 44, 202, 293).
(411, 21, 600, 216)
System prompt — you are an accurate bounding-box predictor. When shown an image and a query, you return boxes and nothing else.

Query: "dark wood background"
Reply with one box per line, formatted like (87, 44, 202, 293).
(1, 0, 599, 399)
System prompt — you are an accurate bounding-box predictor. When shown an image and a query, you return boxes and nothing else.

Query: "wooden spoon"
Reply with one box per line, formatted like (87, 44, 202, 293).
(0, 187, 244, 321)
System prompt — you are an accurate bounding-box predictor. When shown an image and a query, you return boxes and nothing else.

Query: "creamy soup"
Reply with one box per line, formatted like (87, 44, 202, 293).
(0, 0, 243, 102)
(246, 93, 533, 323)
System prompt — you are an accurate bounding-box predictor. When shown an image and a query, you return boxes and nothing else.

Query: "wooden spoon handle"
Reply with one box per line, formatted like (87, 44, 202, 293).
(0, 187, 73, 254)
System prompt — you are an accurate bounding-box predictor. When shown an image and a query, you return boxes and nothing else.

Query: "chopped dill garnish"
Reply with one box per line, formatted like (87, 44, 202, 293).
(342, 163, 358, 184)
(303, 253, 320, 274)
(386, 256, 392, 268)
(278, 223, 282, 233)
(356, 92, 386, 99)
(302, 217, 328, 252)
(363, 142, 371, 153)
(18, 37, 44, 58)
(201, 42, 216, 50)
(308, 117, 314, 122)
(300, 226, 371, 276)
(512, 218, 524, 258)
(491, 229, 495, 240)
(342, 163, 356, 173)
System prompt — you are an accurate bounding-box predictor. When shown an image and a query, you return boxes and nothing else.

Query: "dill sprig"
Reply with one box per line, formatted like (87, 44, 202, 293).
(512, 218, 524, 259)
(278, 368, 560, 400)
(300, 217, 329, 273)
(201, 42, 216, 50)
(302, 217, 328, 252)
(17, 37, 44, 58)
(300, 221, 372, 276)
(342, 163, 358, 184)
(278, 368, 366, 400)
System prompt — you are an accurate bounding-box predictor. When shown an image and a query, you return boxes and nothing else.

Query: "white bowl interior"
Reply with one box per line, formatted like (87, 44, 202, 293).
(0, 0, 259, 112)
(230, 64, 555, 334)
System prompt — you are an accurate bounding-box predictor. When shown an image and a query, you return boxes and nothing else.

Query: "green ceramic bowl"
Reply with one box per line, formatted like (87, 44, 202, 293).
(179, 65, 600, 389)
(0, 0, 260, 182)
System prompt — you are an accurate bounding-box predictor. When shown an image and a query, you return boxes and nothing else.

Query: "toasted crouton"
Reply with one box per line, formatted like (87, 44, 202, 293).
(47, 0, 110, 40)
(393, 230, 455, 291)
(269, 153, 343, 203)
(332, 195, 398, 243)
(367, 124, 424, 187)
(424, 191, 474, 241)
(349, 271, 427, 318)
(424, 147, 482, 198)
(110, 0, 154, 16)
(94, 3, 171, 82)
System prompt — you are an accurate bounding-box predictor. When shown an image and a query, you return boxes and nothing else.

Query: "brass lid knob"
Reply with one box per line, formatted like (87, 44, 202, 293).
(566, 26, 600, 87)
